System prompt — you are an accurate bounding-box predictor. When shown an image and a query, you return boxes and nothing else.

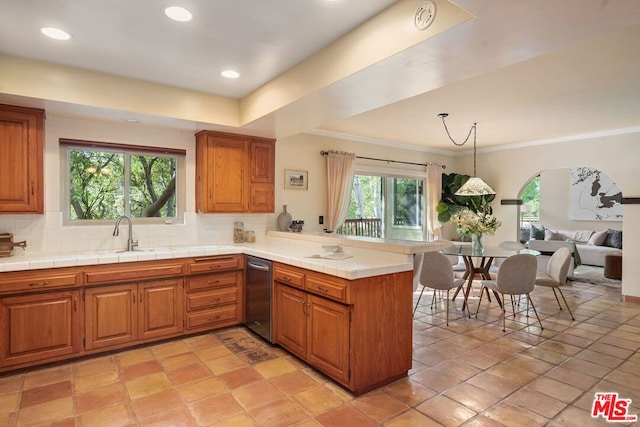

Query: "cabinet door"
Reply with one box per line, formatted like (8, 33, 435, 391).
(274, 284, 306, 359)
(0, 104, 44, 213)
(250, 183, 274, 213)
(307, 294, 350, 385)
(200, 135, 249, 212)
(1, 290, 80, 367)
(138, 279, 184, 340)
(85, 284, 137, 350)
(250, 140, 274, 183)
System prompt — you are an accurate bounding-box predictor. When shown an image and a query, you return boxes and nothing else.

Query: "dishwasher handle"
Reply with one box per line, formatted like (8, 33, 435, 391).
(247, 262, 271, 271)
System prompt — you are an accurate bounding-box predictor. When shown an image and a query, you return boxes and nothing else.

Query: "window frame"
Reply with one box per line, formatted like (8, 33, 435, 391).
(349, 164, 427, 240)
(60, 138, 186, 226)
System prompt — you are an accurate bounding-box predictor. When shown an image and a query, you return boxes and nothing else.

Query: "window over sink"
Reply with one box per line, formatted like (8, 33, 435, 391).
(60, 139, 185, 224)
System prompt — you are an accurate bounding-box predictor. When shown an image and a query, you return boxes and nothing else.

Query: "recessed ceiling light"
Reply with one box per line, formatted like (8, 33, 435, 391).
(123, 118, 140, 124)
(41, 27, 72, 40)
(164, 6, 192, 22)
(221, 70, 240, 79)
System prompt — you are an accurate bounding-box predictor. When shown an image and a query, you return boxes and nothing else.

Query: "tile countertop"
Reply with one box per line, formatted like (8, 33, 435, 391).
(0, 233, 450, 280)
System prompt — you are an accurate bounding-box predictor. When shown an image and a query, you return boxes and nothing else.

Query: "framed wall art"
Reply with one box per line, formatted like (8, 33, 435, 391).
(284, 169, 308, 190)
(570, 166, 623, 220)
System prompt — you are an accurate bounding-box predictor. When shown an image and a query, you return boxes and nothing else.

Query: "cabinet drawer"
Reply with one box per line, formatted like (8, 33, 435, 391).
(187, 288, 237, 311)
(187, 255, 241, 274)
(0, 271, 81, 295)
(186, 306, 238, 329)
(187, 271, 238, 292)
(273, 264, 304, 289)
(85, 263, 183, 285)
(306, 275, 349, 303)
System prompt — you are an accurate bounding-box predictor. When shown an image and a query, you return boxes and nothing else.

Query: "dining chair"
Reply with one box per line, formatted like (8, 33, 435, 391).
(535, 246, 575, 320)
(489, 241, 526, 275)
(474, 253, 542, 331)
(413, 251, 467, 325)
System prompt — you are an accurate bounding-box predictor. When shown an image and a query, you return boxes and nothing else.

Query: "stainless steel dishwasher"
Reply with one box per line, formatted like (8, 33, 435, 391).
(245, 255, 273, 342)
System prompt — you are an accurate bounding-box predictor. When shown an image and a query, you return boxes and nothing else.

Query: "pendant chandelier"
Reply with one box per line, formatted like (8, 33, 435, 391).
(438, 113, 496, 196)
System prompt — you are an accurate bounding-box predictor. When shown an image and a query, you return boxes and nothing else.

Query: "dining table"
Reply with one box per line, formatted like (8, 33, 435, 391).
(442, 243, 541, 311)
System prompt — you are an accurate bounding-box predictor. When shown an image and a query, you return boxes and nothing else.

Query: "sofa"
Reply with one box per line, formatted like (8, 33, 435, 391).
(527, 226, 622, 271)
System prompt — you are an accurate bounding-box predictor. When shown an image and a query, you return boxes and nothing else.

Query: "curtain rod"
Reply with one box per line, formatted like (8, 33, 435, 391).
(320, 150, 445, 169)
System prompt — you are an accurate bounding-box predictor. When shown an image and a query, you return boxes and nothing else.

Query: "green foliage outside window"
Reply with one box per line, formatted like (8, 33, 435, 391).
(347, 175, 382, 219)
(520, 175, 540, 218)
(392, 178, 423, 227)
(68, 148, 177, 221)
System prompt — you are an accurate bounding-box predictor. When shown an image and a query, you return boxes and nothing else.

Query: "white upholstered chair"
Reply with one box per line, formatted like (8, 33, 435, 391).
(535, 247, 575, 320)
(475, 253, 541, 331)
(414, 251, 466, 325)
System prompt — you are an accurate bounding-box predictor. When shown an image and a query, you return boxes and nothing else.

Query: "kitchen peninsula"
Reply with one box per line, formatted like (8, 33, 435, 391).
(0, 232, 448, 395)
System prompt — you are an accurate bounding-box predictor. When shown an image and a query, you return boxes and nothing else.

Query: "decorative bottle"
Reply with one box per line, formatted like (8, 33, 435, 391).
(277, 205, 292, 231)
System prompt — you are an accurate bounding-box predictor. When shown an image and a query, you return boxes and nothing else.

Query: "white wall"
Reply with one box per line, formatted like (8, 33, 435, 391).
(274, 133, 452, 233)
(468, 131, 640, 298)
(0, 115, 451, 254)
(539, 168, 621, 232)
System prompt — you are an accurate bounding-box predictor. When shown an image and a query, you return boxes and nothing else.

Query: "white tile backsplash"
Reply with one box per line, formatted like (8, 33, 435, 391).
(0, 211, 270, 257)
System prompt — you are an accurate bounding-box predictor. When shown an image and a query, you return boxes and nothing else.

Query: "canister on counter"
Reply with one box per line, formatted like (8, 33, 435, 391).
(244, 230, 256, 243)
(233, 222, 245, 243)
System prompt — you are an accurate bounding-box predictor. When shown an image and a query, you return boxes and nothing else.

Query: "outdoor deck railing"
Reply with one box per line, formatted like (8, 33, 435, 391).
(336, 218, 382, 238)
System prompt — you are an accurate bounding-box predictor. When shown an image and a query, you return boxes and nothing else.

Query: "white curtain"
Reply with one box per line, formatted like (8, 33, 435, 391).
(426, 163, 444, 241)
(326, 150, 356, 232)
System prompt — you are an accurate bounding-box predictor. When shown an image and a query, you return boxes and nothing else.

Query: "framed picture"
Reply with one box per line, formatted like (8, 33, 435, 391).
(284, 169, 308, 190)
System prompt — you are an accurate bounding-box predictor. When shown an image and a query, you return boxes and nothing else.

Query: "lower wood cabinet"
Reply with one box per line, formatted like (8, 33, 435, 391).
(275, 283, 350, 384)
(0, 290, 81, 367)
(273, 262, 413, 395)
(85, 279, 184, 351)
(185, 270, 242, 331)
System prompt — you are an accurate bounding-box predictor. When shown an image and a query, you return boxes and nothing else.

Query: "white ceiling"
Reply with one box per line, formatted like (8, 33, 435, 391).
(1, 0, 640, 152)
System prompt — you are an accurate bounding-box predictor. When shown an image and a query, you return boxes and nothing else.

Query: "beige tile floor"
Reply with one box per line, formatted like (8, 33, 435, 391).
(1, 279, 639, 426)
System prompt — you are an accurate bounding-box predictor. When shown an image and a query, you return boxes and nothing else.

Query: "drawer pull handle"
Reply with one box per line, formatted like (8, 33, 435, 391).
(317, 286, 329, 293)
(209, 264, 222, 269)
(29, 281, 48, 287)
(209, 316, 220, 320)
(207, 280, 220, 285)
(208, 298, 221, 303)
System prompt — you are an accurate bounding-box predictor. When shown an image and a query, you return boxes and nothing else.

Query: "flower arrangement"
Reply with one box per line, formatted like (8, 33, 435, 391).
(454, 208, 502, 236)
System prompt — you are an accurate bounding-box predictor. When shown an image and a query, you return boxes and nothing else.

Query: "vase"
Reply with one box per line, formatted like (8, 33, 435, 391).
(471, 233, 485, 254)
(277, 205, 292, 231)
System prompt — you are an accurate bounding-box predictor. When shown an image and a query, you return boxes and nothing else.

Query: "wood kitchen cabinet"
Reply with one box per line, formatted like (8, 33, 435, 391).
(0, 104, 45, 214)
(273, 262, 413, 395)
(85, 279, 184, 351)
(274, 283, 350, 384)
(0, 290, 81, 367)
(195, 130, 275, 213)
(185, 255, 244, 331)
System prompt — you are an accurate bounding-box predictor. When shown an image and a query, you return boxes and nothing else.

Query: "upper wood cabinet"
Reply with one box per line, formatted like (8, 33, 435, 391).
(0, 104, 45, 214)
(196, 131, 275, 213)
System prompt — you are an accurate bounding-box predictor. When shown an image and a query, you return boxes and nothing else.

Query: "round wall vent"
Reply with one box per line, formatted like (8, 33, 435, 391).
(414, 1, 437, 31)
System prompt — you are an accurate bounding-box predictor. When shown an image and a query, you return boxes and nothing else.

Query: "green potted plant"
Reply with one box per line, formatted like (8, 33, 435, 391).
(436, 173, 496, 223)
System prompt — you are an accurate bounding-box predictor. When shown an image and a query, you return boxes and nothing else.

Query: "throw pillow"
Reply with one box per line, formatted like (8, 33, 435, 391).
(544, 229, 564, 241)
(604, 229, 623, 249)
(530, 224, 545, 240)
(587, 230, 608, 246)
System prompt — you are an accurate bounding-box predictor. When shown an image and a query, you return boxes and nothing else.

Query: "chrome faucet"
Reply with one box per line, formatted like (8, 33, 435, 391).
(113, 215, 138, 251)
